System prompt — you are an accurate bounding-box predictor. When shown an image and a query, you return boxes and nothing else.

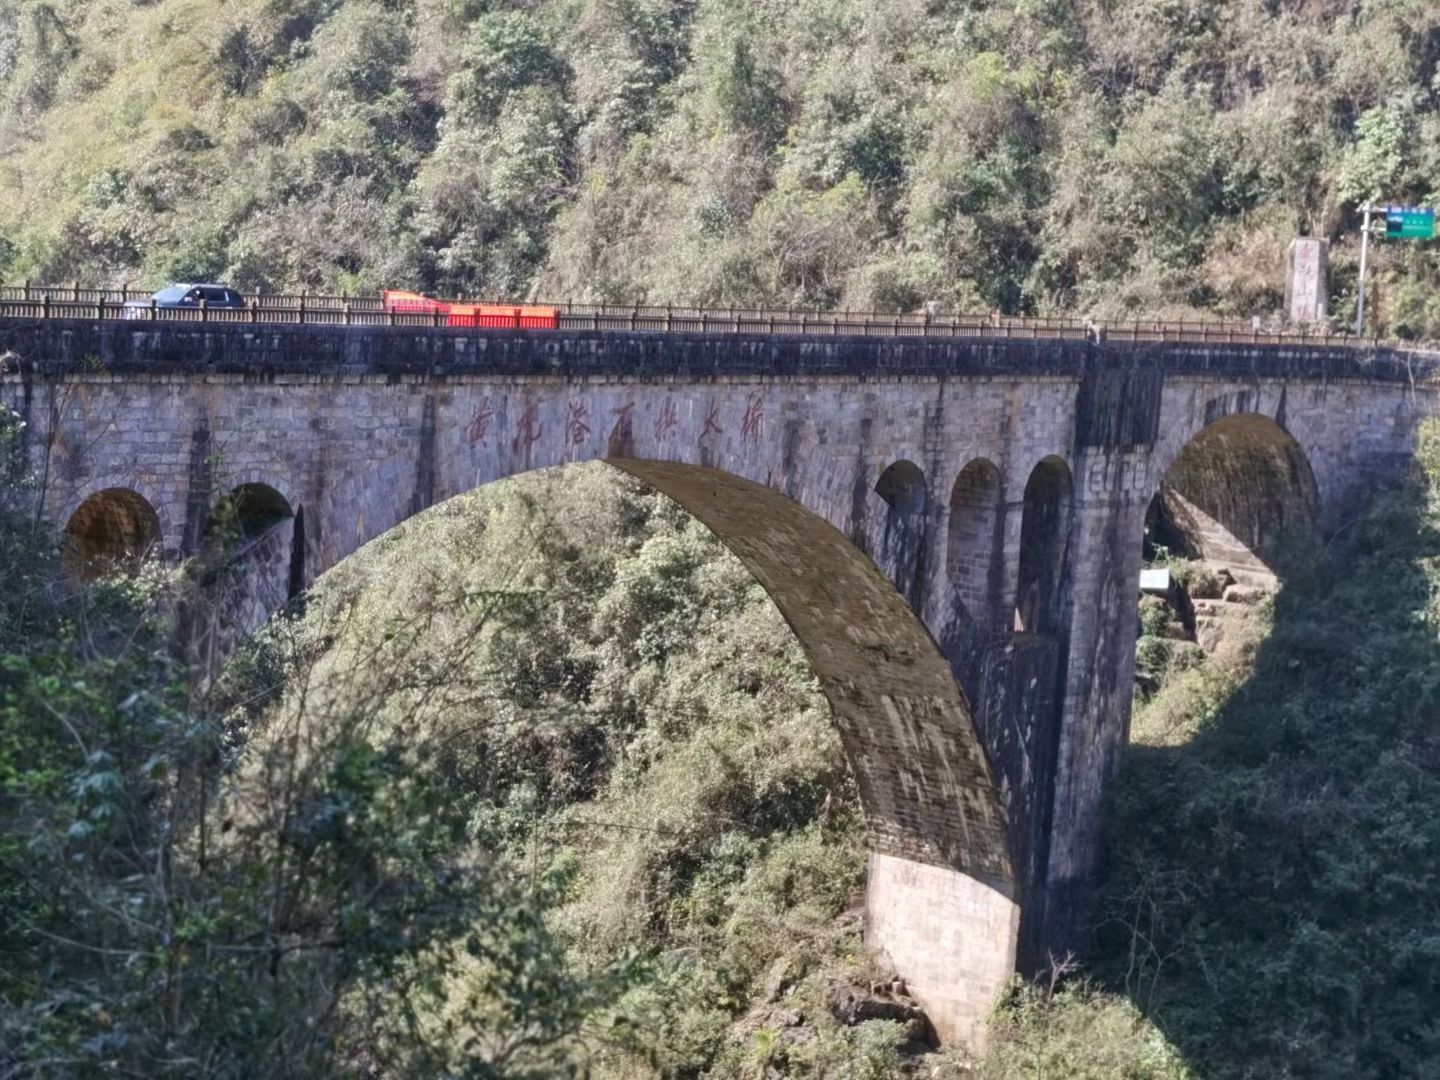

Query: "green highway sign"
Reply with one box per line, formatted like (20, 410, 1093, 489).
(1384, 206, 1434, 239)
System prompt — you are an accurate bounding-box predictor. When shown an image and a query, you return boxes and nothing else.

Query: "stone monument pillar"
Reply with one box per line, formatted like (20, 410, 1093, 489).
(1286, 238, 1328, 322)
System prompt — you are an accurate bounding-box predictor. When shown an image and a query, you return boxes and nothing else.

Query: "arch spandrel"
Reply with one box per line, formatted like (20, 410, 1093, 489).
(302, 388, 943, 584)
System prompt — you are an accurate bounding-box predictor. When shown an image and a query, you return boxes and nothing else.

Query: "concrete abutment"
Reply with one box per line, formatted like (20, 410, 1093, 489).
(866, 852, 1020, 1047)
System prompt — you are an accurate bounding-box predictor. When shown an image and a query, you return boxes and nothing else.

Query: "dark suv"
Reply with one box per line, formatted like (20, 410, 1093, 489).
(123, 283, 247, 318)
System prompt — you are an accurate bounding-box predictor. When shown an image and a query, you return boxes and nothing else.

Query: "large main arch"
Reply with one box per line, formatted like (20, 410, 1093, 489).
(178, 440, 1024, 1046)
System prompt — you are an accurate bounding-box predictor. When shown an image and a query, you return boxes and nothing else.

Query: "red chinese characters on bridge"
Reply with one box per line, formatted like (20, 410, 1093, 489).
(466, 398, 496, 445)
(740, 394, 764, 442)
(512, 402, 542, 454)
(654, 399, 678, 443)
(567, 400, 592, 445)
(702, 400, 723, 439)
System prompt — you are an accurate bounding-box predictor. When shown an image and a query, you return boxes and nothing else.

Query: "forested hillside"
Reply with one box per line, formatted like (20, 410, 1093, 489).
(1, 0, 1439, 332)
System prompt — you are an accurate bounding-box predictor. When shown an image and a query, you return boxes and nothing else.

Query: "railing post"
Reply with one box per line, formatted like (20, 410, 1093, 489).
(150, 299, 157, 320)
(665, 304, 672, 332)
(72, 280, 80, 302)
(96, 297, 104, 321)
(250, 301, 259, 324)
(41, 294, 49, 319)
(389, 308, 396, 326)
(23, 279, 30, 301)
(343, 302, 352, 325)
(298, 292, 307, 324)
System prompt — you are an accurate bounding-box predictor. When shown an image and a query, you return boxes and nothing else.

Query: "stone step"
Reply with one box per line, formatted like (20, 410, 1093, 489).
(1213, 564, 1277, 590)
(1223, 583, 1268, 605)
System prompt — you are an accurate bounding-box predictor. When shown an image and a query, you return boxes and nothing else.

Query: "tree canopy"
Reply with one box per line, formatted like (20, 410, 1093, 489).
(0, 0, 1437, 332)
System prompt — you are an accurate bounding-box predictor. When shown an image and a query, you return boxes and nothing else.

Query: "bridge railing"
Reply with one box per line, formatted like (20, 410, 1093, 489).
(0, 284, 1372, 348)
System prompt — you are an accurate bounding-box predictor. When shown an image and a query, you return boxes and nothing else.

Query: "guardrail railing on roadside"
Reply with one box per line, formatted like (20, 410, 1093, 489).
(0, 283, 1373, 349)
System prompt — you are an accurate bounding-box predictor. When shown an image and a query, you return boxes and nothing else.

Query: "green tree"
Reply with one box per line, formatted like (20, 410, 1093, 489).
(0, 457, 637, 1076)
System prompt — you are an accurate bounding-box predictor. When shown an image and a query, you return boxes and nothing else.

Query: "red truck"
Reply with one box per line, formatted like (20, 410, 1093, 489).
(382, 290, 558, 328)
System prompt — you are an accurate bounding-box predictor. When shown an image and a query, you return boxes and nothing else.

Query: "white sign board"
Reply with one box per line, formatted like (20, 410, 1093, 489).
(1139, 568, 1172, 594)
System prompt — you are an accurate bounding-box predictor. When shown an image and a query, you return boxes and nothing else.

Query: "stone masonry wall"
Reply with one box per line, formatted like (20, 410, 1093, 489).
(2, 319, 1436, 1043)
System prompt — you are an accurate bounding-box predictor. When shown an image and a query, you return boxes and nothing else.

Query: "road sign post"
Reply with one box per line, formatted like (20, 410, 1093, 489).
(1355, 204, 1435, 336)
(1355, 204, 1374, 336)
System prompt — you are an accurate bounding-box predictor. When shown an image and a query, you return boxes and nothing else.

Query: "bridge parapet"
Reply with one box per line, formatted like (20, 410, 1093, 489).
(0, 287, 1425, 347)
(0, 317, 1434, 382)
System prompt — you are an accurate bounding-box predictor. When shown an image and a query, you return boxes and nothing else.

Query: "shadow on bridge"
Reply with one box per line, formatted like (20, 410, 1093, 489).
(1094, 461, 1440, 1076)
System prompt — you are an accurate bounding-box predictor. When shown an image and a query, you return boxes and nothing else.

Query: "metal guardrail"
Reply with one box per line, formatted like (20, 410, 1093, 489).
(0, 283, 1371, 348)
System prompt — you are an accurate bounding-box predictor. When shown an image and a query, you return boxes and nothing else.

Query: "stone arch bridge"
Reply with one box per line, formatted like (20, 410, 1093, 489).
(2, 319, 1434, 1045)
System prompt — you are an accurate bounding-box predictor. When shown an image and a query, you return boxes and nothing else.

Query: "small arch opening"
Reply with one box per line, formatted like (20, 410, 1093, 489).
(206, 483, 294, 545)
(875, 460, 928, 518)
(874, 459, 930, 610)
(1157, 413, 1317, 583)
(948, 458, 1004, 618)
(1014, 457, 1073, 636)
(65, 487, 162, 578)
